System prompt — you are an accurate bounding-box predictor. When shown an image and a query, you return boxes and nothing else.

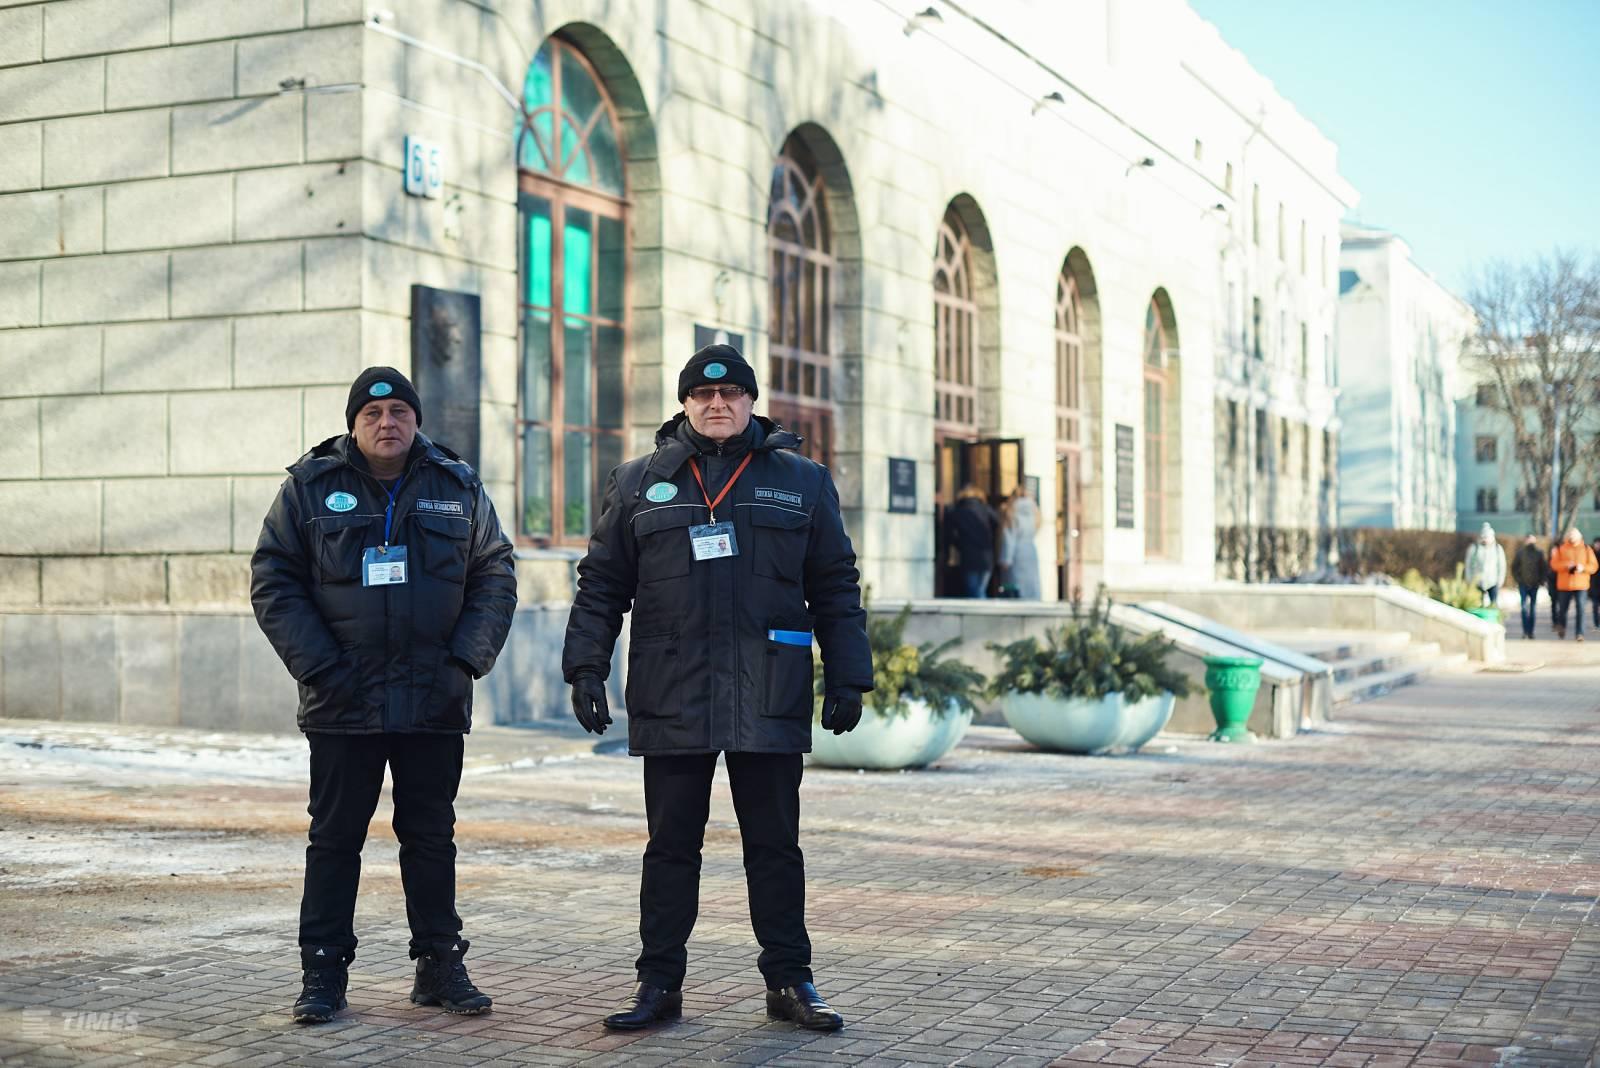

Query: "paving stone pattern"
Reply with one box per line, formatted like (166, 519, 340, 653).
(0, 666, 1596, 1066)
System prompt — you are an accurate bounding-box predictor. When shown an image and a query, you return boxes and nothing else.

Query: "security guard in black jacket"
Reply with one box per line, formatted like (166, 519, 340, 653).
(563, 344, 873, 1032)
(251, 367, 517, 1023)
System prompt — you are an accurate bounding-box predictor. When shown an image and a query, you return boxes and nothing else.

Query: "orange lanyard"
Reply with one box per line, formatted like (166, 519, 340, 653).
(688, 454, 753, 523)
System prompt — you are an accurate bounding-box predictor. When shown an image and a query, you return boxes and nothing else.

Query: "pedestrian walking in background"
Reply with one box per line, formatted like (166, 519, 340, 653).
(996, 482, 1042, 599)
(945, 484, 1000, 598)
(1463, 522, 1506, 608)
(562, 343, 872, 1033)
(1548, 527, 1597, 640)
(1588, 535, 1600, 627)
(1511, 534, 1549, 640)
(251, 367, 518, 1023)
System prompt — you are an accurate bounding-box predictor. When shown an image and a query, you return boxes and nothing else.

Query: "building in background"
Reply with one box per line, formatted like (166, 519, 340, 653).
(0, 0, 1353, 727)
(1455, 365, 1600, 537)
(1336, 225, 1474, 532)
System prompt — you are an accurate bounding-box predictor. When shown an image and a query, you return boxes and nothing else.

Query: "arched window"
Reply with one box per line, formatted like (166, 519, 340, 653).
(1056, 272, 1082, 447)
(1057, 265, 1085, 599)
(515, 38, 627, 545)
(766, 135, 835, 466)
(933, 209, 978, 441)
(1143, 294, 1175, 556)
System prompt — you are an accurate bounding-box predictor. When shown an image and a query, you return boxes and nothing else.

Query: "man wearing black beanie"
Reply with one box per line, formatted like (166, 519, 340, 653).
(251, 366, 517, 1023)
(564, 342, 873, 1033)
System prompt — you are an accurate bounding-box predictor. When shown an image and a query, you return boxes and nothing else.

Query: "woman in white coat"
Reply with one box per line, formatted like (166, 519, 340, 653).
(997, 483, 1042, 600)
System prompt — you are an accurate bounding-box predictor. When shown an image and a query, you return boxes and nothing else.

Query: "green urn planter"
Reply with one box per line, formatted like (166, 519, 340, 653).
(1202, 655, 1263, 743)
(809, 697, 972, 770)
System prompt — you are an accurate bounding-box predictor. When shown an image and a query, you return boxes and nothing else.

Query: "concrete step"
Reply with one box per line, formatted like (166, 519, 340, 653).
(1333, 651, 1469, 706)
(1256, 629, 1414, 663)
(1328, 641, 1443, 683)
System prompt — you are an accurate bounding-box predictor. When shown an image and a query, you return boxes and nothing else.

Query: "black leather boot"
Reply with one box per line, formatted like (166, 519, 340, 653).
(410, 939, 492, 1015)
(602, 982, 683, 1030)
(292, 946, 350, 1023)
(766, 982, 843, 1032)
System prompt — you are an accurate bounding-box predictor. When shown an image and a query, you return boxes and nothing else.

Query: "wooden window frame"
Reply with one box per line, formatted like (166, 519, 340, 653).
(766, 141, 837, 467)
(515, 39, 630, 548)
(934, 211, 979, 444)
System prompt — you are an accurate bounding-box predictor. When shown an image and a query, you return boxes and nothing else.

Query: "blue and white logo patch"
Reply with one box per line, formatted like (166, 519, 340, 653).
(325, 491, 358, 512)
(704, 362, 727, 379)
(369, 381, 393, 397)
(645, 482, 679, 503)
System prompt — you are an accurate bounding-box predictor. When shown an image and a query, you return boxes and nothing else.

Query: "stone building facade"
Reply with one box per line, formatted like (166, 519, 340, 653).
(0, 0, 1354, 727)
(1337, 225, 1473, 532)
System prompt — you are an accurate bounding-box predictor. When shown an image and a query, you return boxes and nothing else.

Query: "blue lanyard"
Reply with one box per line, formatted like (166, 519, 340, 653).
(382, 474, 407, 547)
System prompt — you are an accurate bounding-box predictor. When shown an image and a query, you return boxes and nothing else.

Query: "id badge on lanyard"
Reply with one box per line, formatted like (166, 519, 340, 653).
(361, 474, 410, 586)
(686, 454, 753, 561)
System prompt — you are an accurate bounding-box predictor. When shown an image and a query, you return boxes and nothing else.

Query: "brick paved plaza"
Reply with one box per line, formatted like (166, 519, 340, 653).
(1, 663, 1597, 1067)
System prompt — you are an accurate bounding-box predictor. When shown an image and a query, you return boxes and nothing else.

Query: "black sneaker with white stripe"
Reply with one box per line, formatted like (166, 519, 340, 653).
(292, 946, 350, 1023)
(410, 938, 492, 1015)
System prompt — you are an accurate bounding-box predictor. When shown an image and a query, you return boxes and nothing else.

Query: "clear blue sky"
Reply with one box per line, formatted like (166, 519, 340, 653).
(1189, 0, 1600, 296)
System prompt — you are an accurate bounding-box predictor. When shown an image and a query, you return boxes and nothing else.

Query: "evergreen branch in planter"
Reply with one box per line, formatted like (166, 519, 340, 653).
(817, 604, 987, 718)
(986, 588, 1194, 703)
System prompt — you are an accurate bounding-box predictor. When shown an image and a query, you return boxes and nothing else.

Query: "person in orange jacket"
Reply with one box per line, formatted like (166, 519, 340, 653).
(1548, 527, 1599, 640)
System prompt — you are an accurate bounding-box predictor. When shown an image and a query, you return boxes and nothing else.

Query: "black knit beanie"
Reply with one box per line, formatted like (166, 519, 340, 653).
(346, 366, 422, 429)
(677, 343, 759, 402)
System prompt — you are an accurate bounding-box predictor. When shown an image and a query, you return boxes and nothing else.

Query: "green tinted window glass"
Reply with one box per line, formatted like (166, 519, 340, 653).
(596, 325, 624, 429)
(563, 208, 592, 315)
(559, 45, 602, 125)
(521, 425, 552, 536)
(564, 317, 592, 427)
(524, 196, 552, 307)
(518, 121, 550, 171)
(564, 429, 593, 534)
(589, 110, 624, 195)
(597, 215, 624, 321)
(524, 43, 554, 111)
(560, 116, 590, 185)
(522, 311, 552, 422)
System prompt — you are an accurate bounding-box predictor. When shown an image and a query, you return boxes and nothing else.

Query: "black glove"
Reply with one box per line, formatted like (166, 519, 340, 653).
(448, 656, 477, 679)
(819, 689, 863, 735)
(570, 674, 612, 735)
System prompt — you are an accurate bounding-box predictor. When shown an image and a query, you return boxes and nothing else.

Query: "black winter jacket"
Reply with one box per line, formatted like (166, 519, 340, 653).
(250, 433, 517, 734)
(946, 497, 999, 571)
(561, 415, 873, 755)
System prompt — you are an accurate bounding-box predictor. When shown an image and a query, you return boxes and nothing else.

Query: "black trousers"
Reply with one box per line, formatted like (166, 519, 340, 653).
(1554, 589, 1587, 636)
(637, 752, 812, 991)
(299, 732, 464, 960)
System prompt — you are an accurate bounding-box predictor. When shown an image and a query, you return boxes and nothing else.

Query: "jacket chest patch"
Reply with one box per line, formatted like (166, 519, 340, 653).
(754, 487, 802, 508)
(415, 498, 466, 516)
(645, 482, 679, 503)
(325, 491, 358, 512)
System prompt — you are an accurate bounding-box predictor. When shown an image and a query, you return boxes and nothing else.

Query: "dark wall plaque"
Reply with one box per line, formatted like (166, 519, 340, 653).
(1115, 423, 1135, 530)
(410, 284, 482, 470)
(888, 457, 916, 514)
(694, 324, 745, 353)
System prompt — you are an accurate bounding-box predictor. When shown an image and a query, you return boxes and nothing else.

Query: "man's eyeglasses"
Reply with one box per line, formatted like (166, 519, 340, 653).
(686, 385, 749, 402)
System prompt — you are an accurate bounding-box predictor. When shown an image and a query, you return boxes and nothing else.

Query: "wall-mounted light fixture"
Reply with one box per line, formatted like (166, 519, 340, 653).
(1123, 156, 1156, 176)
(902, 6, 942, 36)
(1031, 90, 1066, 116)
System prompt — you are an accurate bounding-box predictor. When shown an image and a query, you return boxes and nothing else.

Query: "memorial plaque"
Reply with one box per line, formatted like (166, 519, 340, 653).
(1115, 423, 1135, 529)
(888, 457, 916, 514)
(410, 285, 482, 470)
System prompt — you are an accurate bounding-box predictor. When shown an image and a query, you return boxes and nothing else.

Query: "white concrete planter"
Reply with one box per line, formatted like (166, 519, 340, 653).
(809, 697, 973, 770)
(1000, 691, 1176, 754)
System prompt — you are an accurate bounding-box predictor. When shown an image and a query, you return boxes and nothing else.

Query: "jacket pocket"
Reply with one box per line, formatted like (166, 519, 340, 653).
(633, 507, 697, 583)
(314, 516, 371, 586)
(625, 628, 681, 718)
(762, 625, 814, 718)
(749, 506, 810, 584)
(415, 513, 470, 583)
(420, 648, 472, 731)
